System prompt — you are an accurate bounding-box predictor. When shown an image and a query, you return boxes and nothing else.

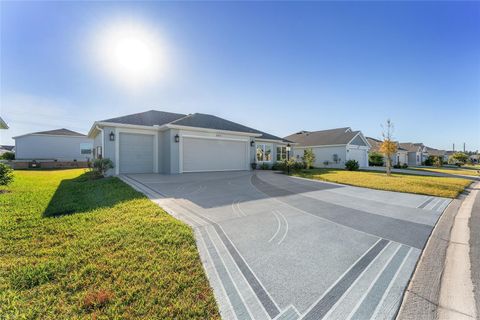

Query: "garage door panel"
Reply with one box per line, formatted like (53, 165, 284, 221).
(119, 133, 154, 173)
(183, 137, 247, 172)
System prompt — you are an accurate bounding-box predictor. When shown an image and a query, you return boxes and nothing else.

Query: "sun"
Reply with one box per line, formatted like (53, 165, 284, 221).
(94, 20, 167, 90)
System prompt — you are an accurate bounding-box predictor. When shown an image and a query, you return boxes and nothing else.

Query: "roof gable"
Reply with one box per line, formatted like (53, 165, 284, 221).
(32, 128, 86, 136)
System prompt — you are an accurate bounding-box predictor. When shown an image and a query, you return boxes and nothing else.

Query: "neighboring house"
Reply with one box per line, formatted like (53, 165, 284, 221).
(366, 137, 408, 166)
(284, 127, 370, 168)
(88, 110, 290, 175)
(14, 128, 93, 161)
(0, 117, 8, 129)
(425, 147, 448, 163)
(0, 145, 15, 156)
(470, 154, 479, 164)
(398, 143, 429, 166)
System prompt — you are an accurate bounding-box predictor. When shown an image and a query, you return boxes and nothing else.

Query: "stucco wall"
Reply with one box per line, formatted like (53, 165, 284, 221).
(15, 135, 93, 161)
(293, 146, 347, 168)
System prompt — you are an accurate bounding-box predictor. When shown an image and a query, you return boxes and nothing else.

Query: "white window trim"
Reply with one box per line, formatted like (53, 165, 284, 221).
(276, 146, 287, 161)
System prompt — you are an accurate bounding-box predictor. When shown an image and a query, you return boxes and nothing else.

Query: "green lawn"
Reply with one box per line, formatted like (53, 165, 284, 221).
(409, 166, 480, 177)
(0, 169, 219, 319)
(293, 168, 472, 198)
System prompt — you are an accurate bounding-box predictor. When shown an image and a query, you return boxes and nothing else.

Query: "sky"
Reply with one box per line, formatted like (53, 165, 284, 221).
(1, 1, 479, 151)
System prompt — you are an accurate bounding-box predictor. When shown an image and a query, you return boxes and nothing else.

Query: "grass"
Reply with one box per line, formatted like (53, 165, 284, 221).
(409, 166, 480, 177)
(293, 168, 472, 198)
(0, 169, 220, 320)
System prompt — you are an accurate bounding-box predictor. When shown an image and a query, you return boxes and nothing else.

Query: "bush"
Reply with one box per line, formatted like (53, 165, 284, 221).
(259, 162, 270, 170)
(402, 163, 408, 168)
(323, 160, 330, 166)
(393, 164, 401, 169)
(368, 152, 384, 166)
(345, 160, 359, 171)
(271, 162, 280, 170)
(92, 158, 114, 177)
(0, 151, 15, 160)
(0, 163, 14, 186)
(277, 159, 304, 173)
(302, 148, 316, 170)
(424, 156, 435, 166)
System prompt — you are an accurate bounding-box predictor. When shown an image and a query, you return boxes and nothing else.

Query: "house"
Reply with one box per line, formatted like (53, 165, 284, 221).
(284, 127, 370, 168)
(366, 137, 408, 166)
(398, 143, 429, 166)
(88, 110, 290, 175)
(0, 117, 8, 129)
(0, 145, 15, 156)
(425, 147, 448, 163)
(13, 128, 93, 161)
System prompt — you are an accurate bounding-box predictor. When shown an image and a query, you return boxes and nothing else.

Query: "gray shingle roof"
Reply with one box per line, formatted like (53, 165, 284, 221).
(101, 110, 287, 142)
(0, 145, 14, 151)
(366, 137, 407, 152)
(32, 128, 86, 136)
(170, 113, 287, 141)
(425, 147, 446, 156)
(102, 110, 187, 127)
(284, 127, 360, 146)
(399, 143, 425, 153)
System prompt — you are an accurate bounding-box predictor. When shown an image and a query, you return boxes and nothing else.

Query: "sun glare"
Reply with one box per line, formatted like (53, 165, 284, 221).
(94, 19, 168, 90)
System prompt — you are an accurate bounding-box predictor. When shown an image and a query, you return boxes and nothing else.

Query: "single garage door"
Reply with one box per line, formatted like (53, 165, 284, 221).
(182, 137, 248, 172)
(119, 133, 154, 173)
(348, 148, 367, 167)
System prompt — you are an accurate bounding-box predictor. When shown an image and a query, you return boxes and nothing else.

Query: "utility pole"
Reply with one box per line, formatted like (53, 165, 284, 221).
(464, 143, 466, 153)
(453, 143, 455, 152)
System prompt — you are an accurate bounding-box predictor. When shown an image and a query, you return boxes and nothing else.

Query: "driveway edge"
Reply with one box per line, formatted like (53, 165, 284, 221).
(396, 189, 469, 319)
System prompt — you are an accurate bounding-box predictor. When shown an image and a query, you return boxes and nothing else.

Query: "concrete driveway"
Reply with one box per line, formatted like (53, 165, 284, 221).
(122, 171, 450, 320)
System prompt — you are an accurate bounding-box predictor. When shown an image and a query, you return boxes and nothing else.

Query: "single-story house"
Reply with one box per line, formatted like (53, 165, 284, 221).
(470, 154, 479, 164)
(366, 137, 408, 166)
(425, 147, 448, 163)
(0, 145, 15, 156)
(0, 117, 8, 129)
(88, 110, 290, 175)
(398, 143, 429, 166)
(13, 128, 93, 161)
(284, 127, 370, 168)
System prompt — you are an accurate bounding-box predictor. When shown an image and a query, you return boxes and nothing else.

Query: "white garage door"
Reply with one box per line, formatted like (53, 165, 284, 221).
(119, 133, 154, 174)
(348, 148, 367, 167)
(182, 137, 248, 172)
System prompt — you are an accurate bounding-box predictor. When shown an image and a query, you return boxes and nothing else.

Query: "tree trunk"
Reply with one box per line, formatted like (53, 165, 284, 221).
(386, 156, 392, 176)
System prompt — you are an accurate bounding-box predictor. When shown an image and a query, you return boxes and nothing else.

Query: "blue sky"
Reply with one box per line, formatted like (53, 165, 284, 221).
(1, 1, 479, 151)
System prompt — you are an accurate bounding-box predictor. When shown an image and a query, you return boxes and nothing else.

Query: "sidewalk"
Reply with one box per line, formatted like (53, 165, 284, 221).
(397, 182, 479, 320)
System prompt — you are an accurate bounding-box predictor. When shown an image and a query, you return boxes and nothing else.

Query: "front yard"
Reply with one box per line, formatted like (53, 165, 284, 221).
(0, 169, 219, 319)
(293, 168, 472, 198)
(408, 166, 480, 177)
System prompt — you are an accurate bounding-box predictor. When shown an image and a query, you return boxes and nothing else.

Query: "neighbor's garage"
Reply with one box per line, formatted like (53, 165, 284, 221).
(119, 133, 154, 173)
(182, 136, 248, 172)
(347, 147, 368, 167)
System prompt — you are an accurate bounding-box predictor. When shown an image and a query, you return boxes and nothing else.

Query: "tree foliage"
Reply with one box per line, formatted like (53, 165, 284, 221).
(380, 119, 397, 176)
(302, 148, 316, 170)
(0, 163, 14, 186)
(368, 152, 384, 166)
(450, 152, 469, 166)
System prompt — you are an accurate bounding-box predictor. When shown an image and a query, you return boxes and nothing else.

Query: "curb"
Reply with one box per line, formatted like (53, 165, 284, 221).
(396, 188, 469, 319)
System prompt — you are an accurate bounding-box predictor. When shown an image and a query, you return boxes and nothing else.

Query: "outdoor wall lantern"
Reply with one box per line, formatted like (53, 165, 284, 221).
(174, 134, 180, 143)
(109, 131, 115, 141)
(250, 140, 255, 147)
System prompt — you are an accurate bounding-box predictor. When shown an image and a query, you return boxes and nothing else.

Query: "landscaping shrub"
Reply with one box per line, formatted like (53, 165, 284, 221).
(424, 156, 434, 166)
(0, 163, 14, 186)
(368, 152, 384, 166)
(402, 163, 408, 168)
(259, 162, 270, 170)
(393, 164, 401, 169)
(92, 158, 114, 177)
(271, 162, 280, 170)
(302, 148, 316, 170)
(277, 159, 304, 173)
(0, 151, 15, 160)
(345, 160, 359, 171)
(323, 160, 330, 166)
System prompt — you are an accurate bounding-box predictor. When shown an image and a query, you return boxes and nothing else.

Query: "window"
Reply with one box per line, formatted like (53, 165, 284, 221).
(256, 144, 272, 162)
(80, 143, 93, 155)
(276, 146, 287, 161)
(96, 146, 103, 159)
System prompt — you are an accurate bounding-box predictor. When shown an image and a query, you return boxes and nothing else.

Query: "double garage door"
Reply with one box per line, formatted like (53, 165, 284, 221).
(119, 133, 249, 173)
(182, 137, 248, 172)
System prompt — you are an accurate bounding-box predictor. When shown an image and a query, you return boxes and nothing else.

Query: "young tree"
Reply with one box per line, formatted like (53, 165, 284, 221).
(451, 152, 469, 166)
(302, 148, 316, 170)
(379, 119, 397, 176)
